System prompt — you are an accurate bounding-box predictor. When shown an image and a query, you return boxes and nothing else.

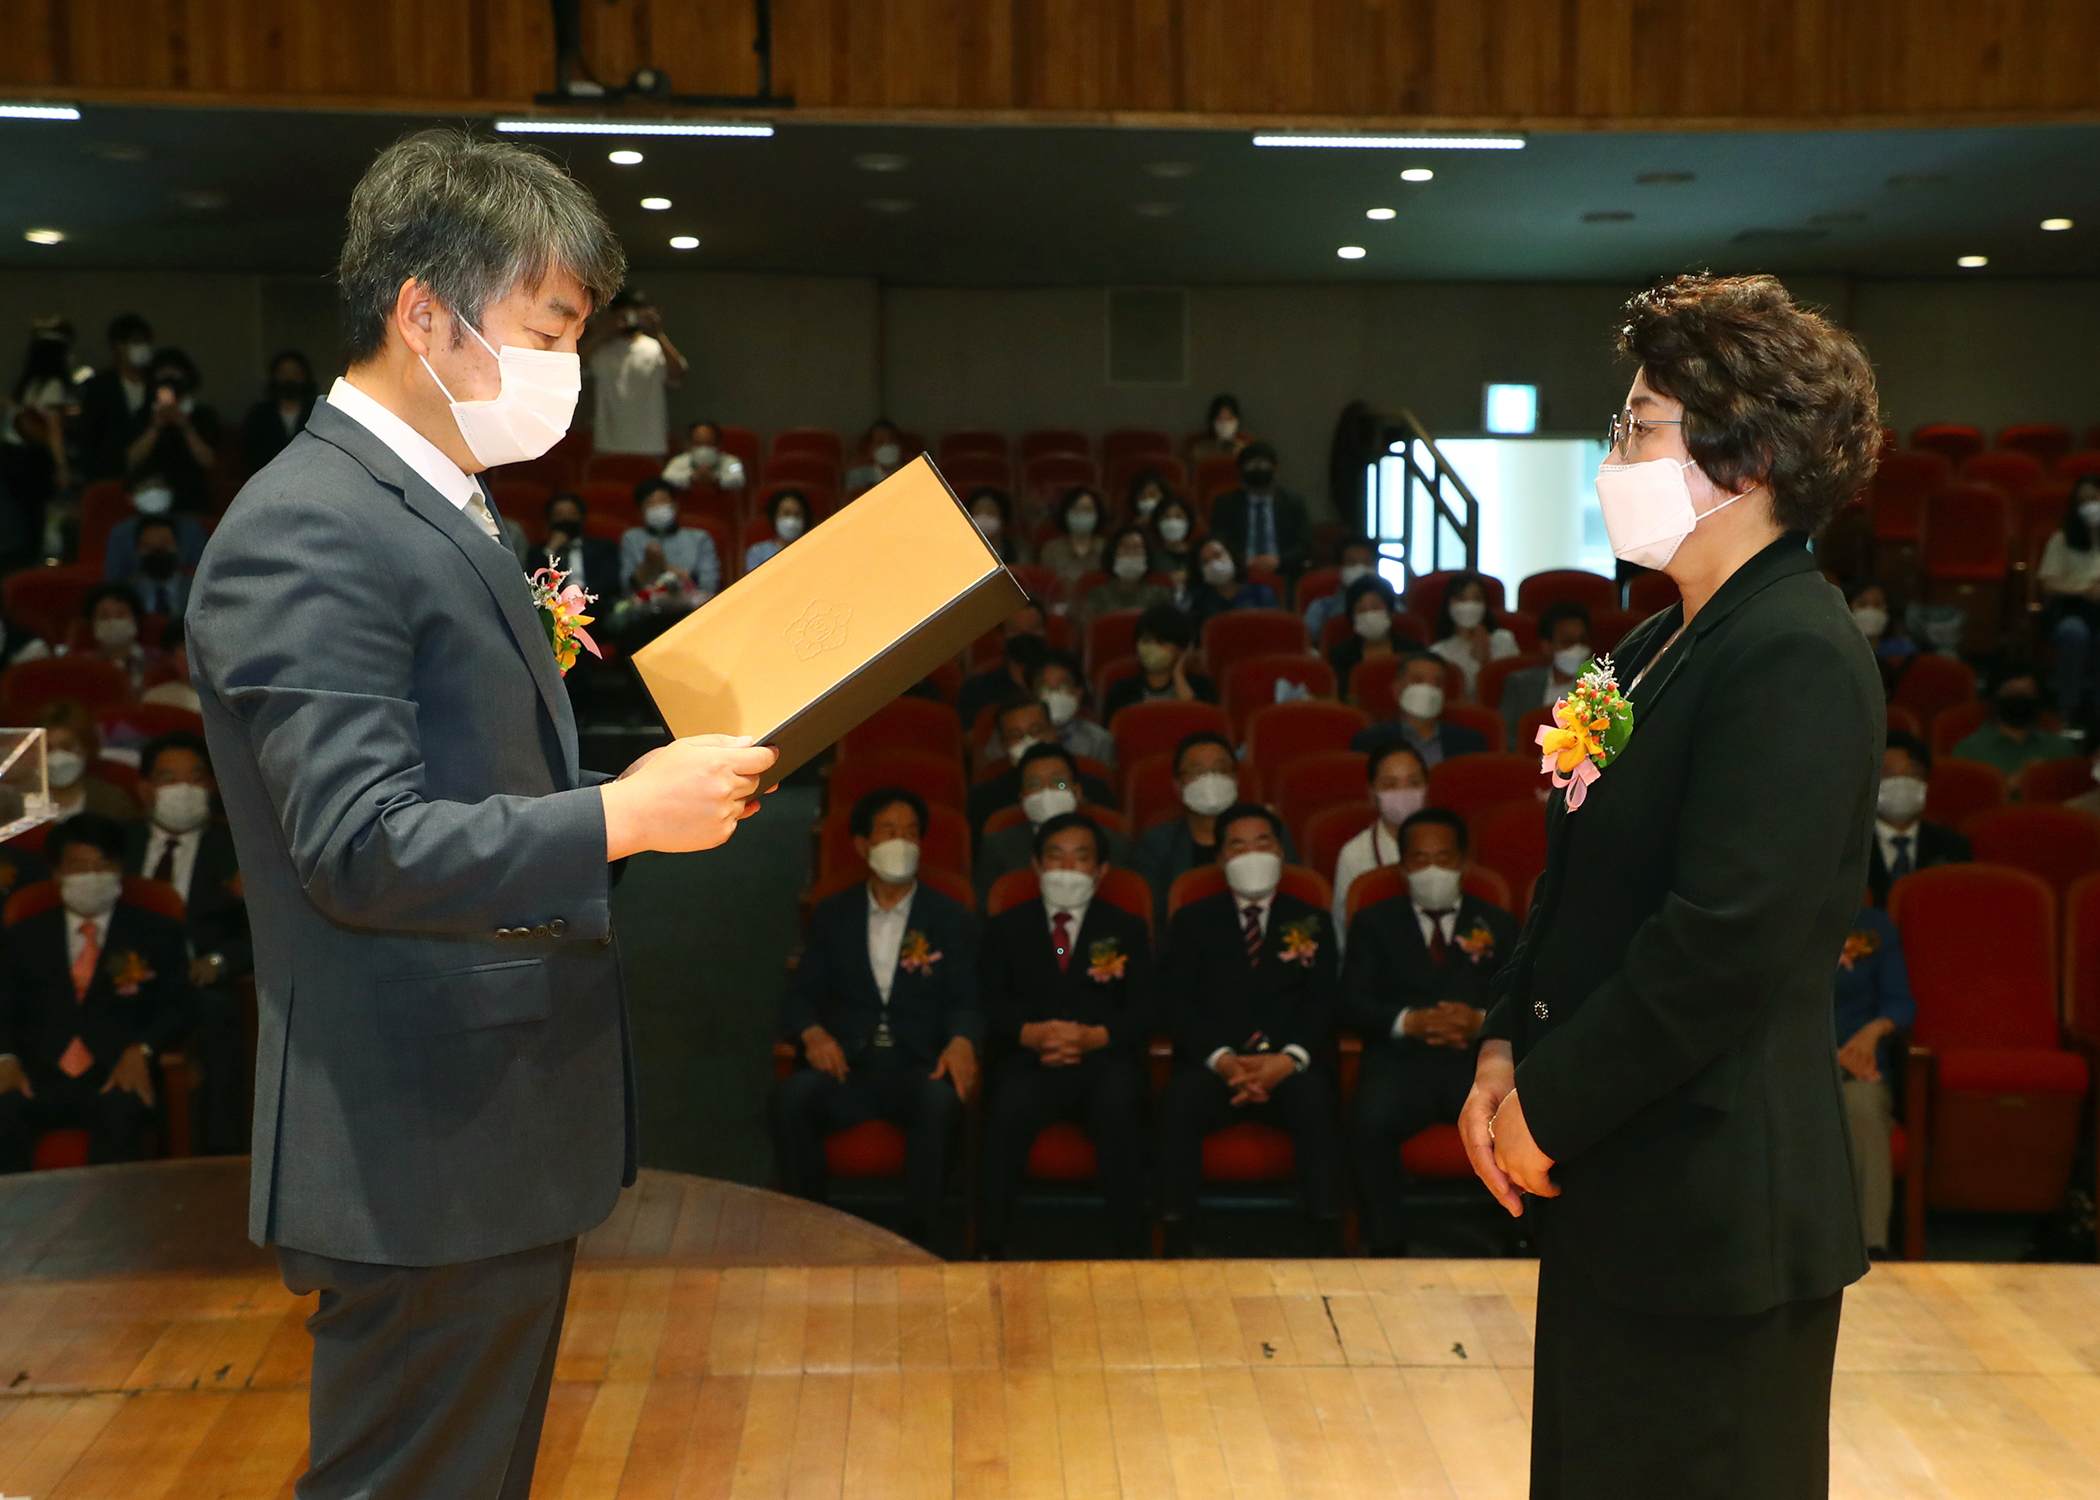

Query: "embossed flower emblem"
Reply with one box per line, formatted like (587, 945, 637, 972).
(786, 598, 852, 661)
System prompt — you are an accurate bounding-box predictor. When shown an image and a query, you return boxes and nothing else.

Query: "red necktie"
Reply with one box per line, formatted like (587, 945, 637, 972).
(71, 918, 101, 1000)
(1424, 910, 1454, 965)
(1242, 903, 1264, 964)
(151, 835, 176, 885)
(1052, 911, 1073, 972)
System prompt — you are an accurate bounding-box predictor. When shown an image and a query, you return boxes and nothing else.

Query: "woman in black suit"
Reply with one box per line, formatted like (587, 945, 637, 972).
(1460, 274, 1884, 1500)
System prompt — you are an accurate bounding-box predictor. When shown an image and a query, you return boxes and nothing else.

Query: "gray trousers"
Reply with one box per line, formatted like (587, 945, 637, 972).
(1842, 1076, 1895, 1251)
(278, 1237, 577, 1500)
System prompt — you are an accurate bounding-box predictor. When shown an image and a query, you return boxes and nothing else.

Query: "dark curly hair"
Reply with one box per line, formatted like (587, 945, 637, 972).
(1615, 273, 1881, 536)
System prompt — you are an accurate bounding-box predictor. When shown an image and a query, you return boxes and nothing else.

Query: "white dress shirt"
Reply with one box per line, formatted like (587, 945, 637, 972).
(325, 379, 493, 527)
(1875, 818, 1921, 876)
(1208, 891, 1311, 1075)
(140, 824, 203, 903)
(866, 883, 918, 1005)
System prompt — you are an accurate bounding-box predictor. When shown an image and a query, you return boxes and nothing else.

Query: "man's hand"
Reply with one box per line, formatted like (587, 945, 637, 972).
(1491, 1089, 1558, 1200)
(1460, 1040, 1521, 1216)
(188, 954, 224, 988)
(603, 735, 778, 859)
(1838, 1019, 1891, 1082)
(1230, 1053, 1296, 1106)
(100, 1044, 155, 1107)
(0, 1056, 32, 1099)
(1421, 1002, 1484, 1049)
(801, 1025, 848, 1081)
(931, 1037, 978, 1101)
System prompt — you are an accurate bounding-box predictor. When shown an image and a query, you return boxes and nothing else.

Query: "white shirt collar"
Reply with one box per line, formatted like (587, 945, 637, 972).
(1043, 895, 1092, 930)
(325, 377, 484, 516)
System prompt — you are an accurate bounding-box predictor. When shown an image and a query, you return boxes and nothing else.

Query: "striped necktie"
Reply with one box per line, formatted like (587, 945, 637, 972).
(1242, 902, 1264, 964)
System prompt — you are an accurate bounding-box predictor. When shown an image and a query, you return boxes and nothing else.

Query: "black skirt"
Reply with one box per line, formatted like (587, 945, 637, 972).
(1528, 1240, 1843, 1500)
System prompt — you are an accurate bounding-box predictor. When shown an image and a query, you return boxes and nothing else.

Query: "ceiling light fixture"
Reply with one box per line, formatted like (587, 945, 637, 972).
(2042, 217, 2073, 231)
(494, 119, 773, 137)
(669, 235, 700, 250)
(23, 228, 64, 245)
(608, 149, 644, 165)
(854, 152, 909, 172)
(640, 196, 671, 210)
(1957, 254, 1988, 268)
(1255, 133, 1522, 150)
(1399, 168, 1435, 183)
(0, 103, 80, 121)
(1337, 245, 1367, 260)
(1365, 208, 1396, 220)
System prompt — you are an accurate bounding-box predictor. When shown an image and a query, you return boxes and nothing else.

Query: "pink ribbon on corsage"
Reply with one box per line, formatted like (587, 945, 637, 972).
(1536, 724, 1601, 810)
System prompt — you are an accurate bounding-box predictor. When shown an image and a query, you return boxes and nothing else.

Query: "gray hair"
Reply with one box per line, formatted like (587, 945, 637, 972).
(338, 128, 626, 364)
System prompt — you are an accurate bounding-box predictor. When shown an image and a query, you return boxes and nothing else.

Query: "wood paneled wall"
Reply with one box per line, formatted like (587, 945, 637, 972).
(8, 0, 2100, 127)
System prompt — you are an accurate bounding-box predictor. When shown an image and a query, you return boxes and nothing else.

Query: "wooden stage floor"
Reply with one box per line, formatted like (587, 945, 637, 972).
(2, 1162, 2098, 1498)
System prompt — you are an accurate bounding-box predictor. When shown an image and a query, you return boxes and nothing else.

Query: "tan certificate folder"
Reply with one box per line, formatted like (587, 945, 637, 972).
(631, 455, 1027, 779)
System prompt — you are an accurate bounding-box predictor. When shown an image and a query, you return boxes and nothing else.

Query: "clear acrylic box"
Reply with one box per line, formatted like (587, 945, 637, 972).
(0, 727, 57, 843)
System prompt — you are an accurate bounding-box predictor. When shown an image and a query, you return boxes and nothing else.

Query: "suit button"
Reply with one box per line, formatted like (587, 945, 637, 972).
(532, 924, 551, 939)
(549, 919, 567, 937)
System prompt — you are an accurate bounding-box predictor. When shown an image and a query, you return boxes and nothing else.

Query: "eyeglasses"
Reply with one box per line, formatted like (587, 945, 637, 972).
(1607, 409, 1683, 453)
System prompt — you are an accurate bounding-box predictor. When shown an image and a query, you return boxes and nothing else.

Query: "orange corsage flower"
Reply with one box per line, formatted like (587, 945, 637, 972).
(1086, 939, 1127, 983)
(105, 950, 156, 996)
(898, 930, 942, 974)
(1837, 928, 1881, 971)
(1278, 918, 1321, 967)
(1455, 923, 1495, 963)
(1535, 656, 1634, 811)
(528, 565, 603, 676)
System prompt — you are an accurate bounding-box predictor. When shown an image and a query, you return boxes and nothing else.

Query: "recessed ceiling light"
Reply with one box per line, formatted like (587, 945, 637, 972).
(608, 149, 643, 165)
(1255, 134, 1523, 150)
(2042, 217, 2073, 232)
(1635, 170, 1695, 185)
(669, 235, 700, 250)
(23, 228, 64, 245)
(1400, 168, 1434, 183)
(1144, 160, 1197, 179)
(0, 103, 80, 121)
(1365, 207, 1396, 220)
(496, 119, 772, 137)
(854, 152, 909, 172)
(1337, 245, 1367, 260)
(1582, 210, 1634, 223)
(640, 196, 671, 210)
(1957, 254, 1988, 268)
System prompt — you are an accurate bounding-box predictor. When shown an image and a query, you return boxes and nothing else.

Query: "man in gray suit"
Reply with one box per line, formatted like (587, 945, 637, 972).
(189, 130, 776, 1500)
(1496, 601, 1594, 748)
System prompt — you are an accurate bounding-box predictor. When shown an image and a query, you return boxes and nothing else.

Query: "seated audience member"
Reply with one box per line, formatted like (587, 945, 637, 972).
(1149, 495, 1199, 586)
(63, 582, 153, 690)
(1185, 538, 1278, 631)
(1027, 648, 1118, 770)
(530, 491, 620, 600)
(239, 349, 317, 475)
(1869, 730, 1970, 906)
(1207, 442, 1310, 581)
(619, 476, 720, 601)
(1497, 602, 1594, 746)
(139, 620, 200, 713)
(771, 788, 981, 1246)
(2038, 473, 2100, 718)
(1038, 487, 1109, 597)
(1125, 469, 1172, 529)
(978, 812, 1156, 1256)
(122, 347, 221, 514)
(122, 731, 251, 1156)
(1157, 804, 1342, 1256)
(103, 467, 208, 580)
(1341, 807, 1519, 1256)
(957, 600, 1049, 730)
(1101, 604, 1218, 722)
(967, 486, 1030, 566)
(1831, 904, 1914, 1256)
(0, 813, 192, 1172)
(1847, 581, 1915, 671)
(1329, 575, 1404, 693)
(974, 743, 1140, 909)
(1329, 742, 1431, 938)
(113, 516, 192, 619)
(1304, 536, 1378, 643)
(1950, 659, 2075, 777)
(660, 418, 748, 492)
(1137, 731, 1299, 931)
(34, 701, 140, 822)
(843, 418, 906, 491)
(968, 695, 1116, 837)
(1185, 392, 1248, 467)
(1350, 652, 1487, 766)
(1079, 523, 1170, 626)
(1426, 570, 1519, 701)
(745, 487, 810, 572)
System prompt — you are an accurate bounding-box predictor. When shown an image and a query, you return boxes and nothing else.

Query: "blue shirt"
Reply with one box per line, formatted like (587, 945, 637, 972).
(1831, 906, 1915, 1081)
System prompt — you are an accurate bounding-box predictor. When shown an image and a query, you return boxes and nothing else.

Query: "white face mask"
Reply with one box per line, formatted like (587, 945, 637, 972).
(774, 513, 805, 541)
(94, 615, 139, 650)
(1876, 776, 1928, 825)
(1224, 849, 1282, 901)
(1039, 866, 1097, 909)
(1179, 770, 1238, 816)
(133, 485, 174, 516)
(689, 443, 719, 466)
(1398, 682, 1445, 720)
(1135, 494, 1160, 518)
(1213, 415, 1239, 441)
(973, 511, 1003, 539)
(1338, 563, 1372, 588)
(1201, 555, 1236, 587)
(151, 781, 212, 833)
(2080, 500, 2100, 530)
(1354, 609, 1391, 641)
(1852, 606, 1888, 640)
(47, 749, 86, 788)
(421, 319, 580, 469)
(865, 838, 921, 883)
(1006, 733, 1043, 764)
(1552, 645, 1591, 677)
(1407, 863, 1464, 911)
(1066, 509, 1099, 536)
(126, 342, 154, 370)
(1113, 553, 1148, 583)
(1022, 785, 1079, 825)
(872, 442, 902, 468)
(61, 869, 123, 919)
(1157, 516, 1190, 544)
(1040, 687, 1080, 726)
(644, 501, 679, 532)
(1596, 456, 1751, 571)
(1447, 598, 1486, 629)
(1376, 785, 1426, 826)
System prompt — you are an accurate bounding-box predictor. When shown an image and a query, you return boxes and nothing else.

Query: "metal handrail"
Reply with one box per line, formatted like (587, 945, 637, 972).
(1350, 407, 1481, 586)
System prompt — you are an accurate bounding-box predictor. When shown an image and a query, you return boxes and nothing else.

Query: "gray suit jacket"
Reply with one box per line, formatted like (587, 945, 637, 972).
(189, 400, 635, 1267)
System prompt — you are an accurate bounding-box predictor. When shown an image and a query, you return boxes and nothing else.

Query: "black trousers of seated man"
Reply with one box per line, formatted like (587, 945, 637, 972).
(770, 1052, 963, 1238)
(1351, 1039, 1479, 1253)
(0, 1073, 155, 1173)
(981, 1050, 1150, 1254)
(1156, 1060, 1344, 1227)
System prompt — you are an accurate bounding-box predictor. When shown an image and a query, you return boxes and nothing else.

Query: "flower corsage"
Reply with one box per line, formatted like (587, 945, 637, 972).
(528, 565, 603, 676)
(1278, 916, 1321, 967)
(1838, 928, 1881, 971)
(1455, 922, 1495, 963)
(898, 930, 942, 974)
(106, 951, 156, 996)
(1086, 939, 1127, 984)
(1535, 656, 1633, 811)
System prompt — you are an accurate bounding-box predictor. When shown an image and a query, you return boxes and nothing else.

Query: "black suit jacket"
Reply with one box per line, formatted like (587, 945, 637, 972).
(782, 883, 985, 1067)
(529, 538, 623, 603)
(1340, 892, 1519, 1046)
(76, 367, 143, 482)
(1865, 821, 1969, 907)
(981, 899, 1155, 1055)
(122, 820, 254, 980)
(1481, 533, 1879, 1316)
(1165, 890, 1337, 1062)
(1349, 719, 1488, 762)
(0, 900, 192, 1085)
(1208, 487, 1313, 577)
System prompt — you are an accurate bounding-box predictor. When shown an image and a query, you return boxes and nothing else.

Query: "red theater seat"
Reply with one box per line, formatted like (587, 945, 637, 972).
(1997, 424, 2073, 469)
(1167, 863, 1331, 922)
(1891, 654, 1977, 733)
(1245, 701, 1370, 796)
(1201, 1122, 1295, 1181)
(1925, 759, 2008, 831)
(1516, 569, 1618, 616)
(1202, 610, 1310, 679)
(771, 427, 845, 466)
(1473, 798, 1549, 898)
(824, 1120, 909, 1177)
(1964, 804, 2100, 901)
(939, 429, 1009, 464)
(2, 564, 101, 646)
(1122, 752, 1261, 833)
(1226, 655, 1340, 738)
(1, 655, 133, 719)
(1305, 803, 1377, 894)
(1406, 570, 1506, 624)
(1868, 450, 1952, 543)
(816, 803, 972, 883)
(829, 749, 968, 816)
(1626, 572, 1680, 617)
(1911, 424, 1986, 467)
(1027, 1123, 1098, 1180)
(837, 696, 963, 764)
(1428, 753, 1547, 826)
(1399, 1124, 1471, 1178)
(1109, 700, 1231, 776)
(1272, 752, 1370, 851)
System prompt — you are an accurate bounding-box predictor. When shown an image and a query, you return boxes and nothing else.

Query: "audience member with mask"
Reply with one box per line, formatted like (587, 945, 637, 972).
(1426, 571, 1519, 701)
(958, 606, 1050, 737)
(240, 350, 319, 475)
(1829, 902, 1914, 1256)
(844, 419, 907, 491)
(76, 312, 156, 483)
(1351, 651, 1487, 767)
(1949, 659, 2075, 777)
(531, 491, 619, 600)
(110, 517, 191, 618)
(63, 582, 153, 691)
(32, 700, 140, 822)
(1100, 603, 1217, 722)
(1304, 537, 1380, 644)
(1123, 469, 1172, 531)
(1024, 648, 1117, 770)
(1078, 522, 1170, 626)
(1207, 442, 1311, 581)
(1184, 392, 1249, 467)
(1328, 574, 1406, 696)
(1328, 742, 1432, 940)
(1148, 495, 1200, 590)
(1340, 807, 1518, 1256)
(121, 347, 221, 513)
(1866, 730, 1970, 907)
(2037, 473, 2100, 718)
(968, 695, 1116, 839)
(1185, 538, 1278, 631)
(1038, 486, 1109, 596)
(1497, 602, 1595, 748)
(1845, 581, 1916, 677)
(972, 743, 1140, 911)
(966, 485, 1029, 566)
(1137, 731, 1297, 932)
(103, 467, 208, 584)
(618, 476, 719, 601)
(745, 487, 809, 572)
(661, 418, 747, 492)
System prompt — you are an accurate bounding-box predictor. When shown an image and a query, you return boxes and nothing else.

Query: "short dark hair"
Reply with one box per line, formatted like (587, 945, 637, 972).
(994, 691, 1050, 733)
(1016, 740, 1077, 782)
(1367, 741, 1429, 785)
(1884, 729, 1931, 775)
(1212, 801, 1284, 856)
(546, 490, 585, 520)
(2064, 477, 2100, 551)
(1399, 806, 1469, 857)
(1055, 486, 1104, 533)
(48, 811, 127, 866)
(1034, 810, 1104, 862)
(140, 729, 211, 781)
(1615, 273, 1881, 536)
(849, 786, 927, 841)
(1238, 441, 1278, 471)
(135, 517, 178, 546)
(1173, 730, 1235, 775)
(108, 313, 152, 347)
(687, 416, 720, 437)
(1343, 574, 1398, 614)
(82, 581, 144, 621)
(1340, 534, 1376, 557)
(1135, 603, 1193, 650)
(1206, 392, 1241, 424)
(1537, 600, 1593, 641)
(1433, 571, 1499, 638)
(1025, 647, 1083, 695)
(766, 487, 808, 526)
(1105, 521, 1151, 565)
(633, 476, 675, 508)
(338, 128, 626, 365)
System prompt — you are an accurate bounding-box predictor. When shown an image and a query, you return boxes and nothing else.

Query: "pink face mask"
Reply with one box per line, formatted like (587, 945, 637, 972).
(1595, 456, 1750, 571)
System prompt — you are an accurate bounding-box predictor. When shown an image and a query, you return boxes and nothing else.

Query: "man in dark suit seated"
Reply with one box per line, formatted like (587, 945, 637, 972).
(1496, 602, 1594, 749)
(1157, 803, 1343, 1255)
(530, 491, 623, 602)
(1340, 807, 1520, 1255)
(978, 812, 1156, 1257)
(1351, 651, 1488, 766)
(772, 787, 983, 1247)
(967, 694, 1116, 839)
(1137, 731, 1299, 933)
(0, 813, 192, 1172)
(1869, 729, 1969, 907)
(121, 729, 252, 1157)
(974, 742, 1140, 910)
(957, 600, 1050, 731)
(1206, 442, 1312, 582)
